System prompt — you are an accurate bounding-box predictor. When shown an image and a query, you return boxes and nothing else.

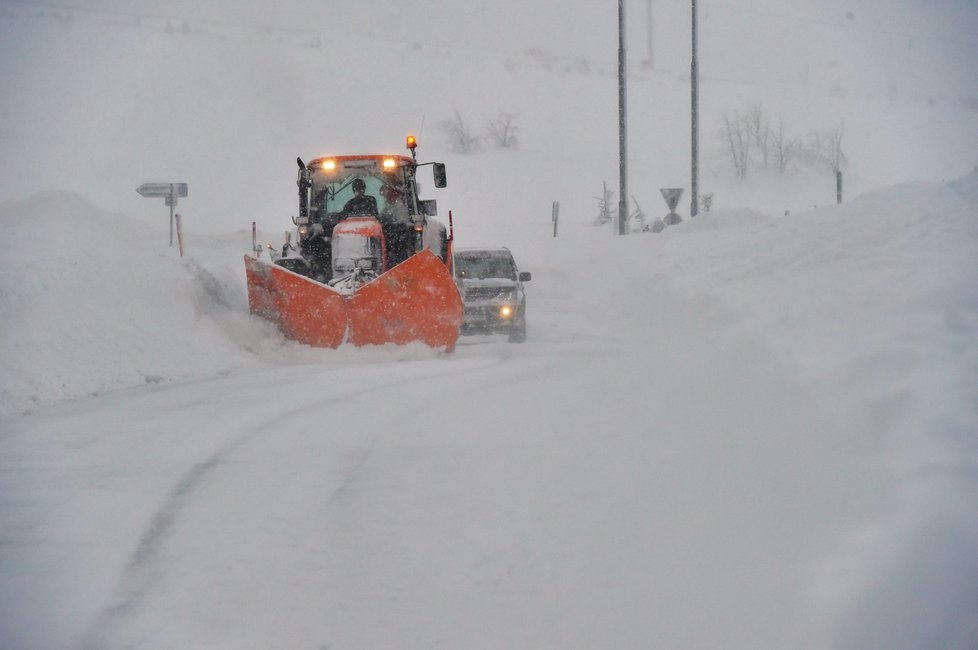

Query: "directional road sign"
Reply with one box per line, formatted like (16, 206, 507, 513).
(137, 182, 187, 198)
(137, 182, 189, 246)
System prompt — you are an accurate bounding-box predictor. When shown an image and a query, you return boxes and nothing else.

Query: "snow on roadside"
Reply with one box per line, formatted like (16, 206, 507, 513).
(636, 172, 978, 648)
(531, 170, 978, 647)
(0, 192, 263, 417)
(0, 191, 470, 418)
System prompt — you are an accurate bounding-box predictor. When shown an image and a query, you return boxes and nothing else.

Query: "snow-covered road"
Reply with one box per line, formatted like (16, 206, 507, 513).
(3, 233, 897, 648)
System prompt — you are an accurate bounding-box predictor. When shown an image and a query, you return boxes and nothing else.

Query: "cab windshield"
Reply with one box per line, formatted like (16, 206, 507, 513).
(310, 169, 411, 224)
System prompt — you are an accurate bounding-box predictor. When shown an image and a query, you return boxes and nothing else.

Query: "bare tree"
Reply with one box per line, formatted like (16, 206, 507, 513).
(824, 122, 848, 173)
(771, 118, 799, 173)
(746, 105, 771, 168)
(808, 123, 848, 173)
(722, 113, 751, 179)
(486, 112, 520, 149)
(721, 107, 846, 179)
(439, 109, 482, 153)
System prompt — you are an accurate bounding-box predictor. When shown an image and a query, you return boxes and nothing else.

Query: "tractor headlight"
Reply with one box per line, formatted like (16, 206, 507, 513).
(298, 225, 309, 238)
(499, 305, 513, 318)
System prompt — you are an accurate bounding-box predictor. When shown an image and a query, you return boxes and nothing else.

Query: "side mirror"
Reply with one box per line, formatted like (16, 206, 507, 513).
(519, 271, 531, 282)
(419, 199, 438, 216)
(293, 215, 309, 226)
(432, 163, 447, 188)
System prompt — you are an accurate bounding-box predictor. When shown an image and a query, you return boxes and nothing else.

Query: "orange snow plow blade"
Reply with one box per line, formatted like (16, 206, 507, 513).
(346, 249, 463, 348)
(244, 255, 347, 348)
(244, 251, 462, 350)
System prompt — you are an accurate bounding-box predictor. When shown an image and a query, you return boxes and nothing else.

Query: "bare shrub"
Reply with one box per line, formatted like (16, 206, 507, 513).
(486, 112, 520, 149)
(700, 193, 714, 212)
(722, 113, 751, 179)
(809, 123, 848, 173)
(439, 109, 482, 153)
(746, 105, 771, 168)
(721, 107, 842, 178)
(593, 182, 616, 225)
(771, 118, 800, 173)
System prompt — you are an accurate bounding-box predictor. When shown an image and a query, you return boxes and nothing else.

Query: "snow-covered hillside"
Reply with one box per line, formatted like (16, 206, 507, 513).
(2, 1, 976, 232)
(2, 2, 977, 649)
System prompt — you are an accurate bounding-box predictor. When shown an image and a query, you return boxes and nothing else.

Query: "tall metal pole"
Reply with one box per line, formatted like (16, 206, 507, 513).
(690, 0, 699, 217)
(618, 0, 629, 235)
(645, 0, 654, 68)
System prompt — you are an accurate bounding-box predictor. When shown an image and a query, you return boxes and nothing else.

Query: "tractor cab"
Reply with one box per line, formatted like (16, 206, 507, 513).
(307, 155, 421, 230)
(285, 137, 450, 283)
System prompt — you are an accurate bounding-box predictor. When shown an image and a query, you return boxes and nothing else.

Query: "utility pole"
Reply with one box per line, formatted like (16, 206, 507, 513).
(690, 0, 700, 217)
(618, 0, 629, 235)
(644, 0, 654, 68)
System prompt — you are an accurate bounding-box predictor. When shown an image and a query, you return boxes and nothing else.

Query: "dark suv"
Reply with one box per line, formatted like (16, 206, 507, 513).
(454, 247, 531, 342)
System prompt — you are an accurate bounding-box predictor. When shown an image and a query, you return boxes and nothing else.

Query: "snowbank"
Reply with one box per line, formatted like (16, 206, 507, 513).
(0, 192, 261, 416)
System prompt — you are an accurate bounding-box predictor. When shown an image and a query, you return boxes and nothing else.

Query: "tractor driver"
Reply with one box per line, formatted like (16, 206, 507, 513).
(342, 178, 378, 216)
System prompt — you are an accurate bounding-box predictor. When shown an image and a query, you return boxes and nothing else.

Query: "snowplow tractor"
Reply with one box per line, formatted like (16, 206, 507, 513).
(244, 137, 462, 350)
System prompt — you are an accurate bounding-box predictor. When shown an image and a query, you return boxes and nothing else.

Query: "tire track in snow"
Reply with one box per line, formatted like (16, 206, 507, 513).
(77, 354, 503, 649)
(77, 431, 254, 650)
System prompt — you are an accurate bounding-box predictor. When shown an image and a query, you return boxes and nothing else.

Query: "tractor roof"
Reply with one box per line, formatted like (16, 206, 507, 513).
(307, 154, 414, 171)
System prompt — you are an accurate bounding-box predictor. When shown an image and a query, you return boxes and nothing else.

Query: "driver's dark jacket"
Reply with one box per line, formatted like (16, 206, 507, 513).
(343, 195, 378, 216)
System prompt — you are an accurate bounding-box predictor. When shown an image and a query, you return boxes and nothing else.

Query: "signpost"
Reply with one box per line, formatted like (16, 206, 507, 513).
(690, 0, 699, 217)
(136, 182, 188, 246)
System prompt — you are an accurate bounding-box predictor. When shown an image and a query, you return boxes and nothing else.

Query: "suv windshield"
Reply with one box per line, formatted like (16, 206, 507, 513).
(455, 252, 516, 280)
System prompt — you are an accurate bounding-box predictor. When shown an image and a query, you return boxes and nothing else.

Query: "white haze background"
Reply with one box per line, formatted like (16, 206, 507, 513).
(1, 1, 977, 648)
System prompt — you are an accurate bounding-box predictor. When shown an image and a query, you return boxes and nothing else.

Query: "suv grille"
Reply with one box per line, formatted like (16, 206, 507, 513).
(465, 286, 512, 300)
